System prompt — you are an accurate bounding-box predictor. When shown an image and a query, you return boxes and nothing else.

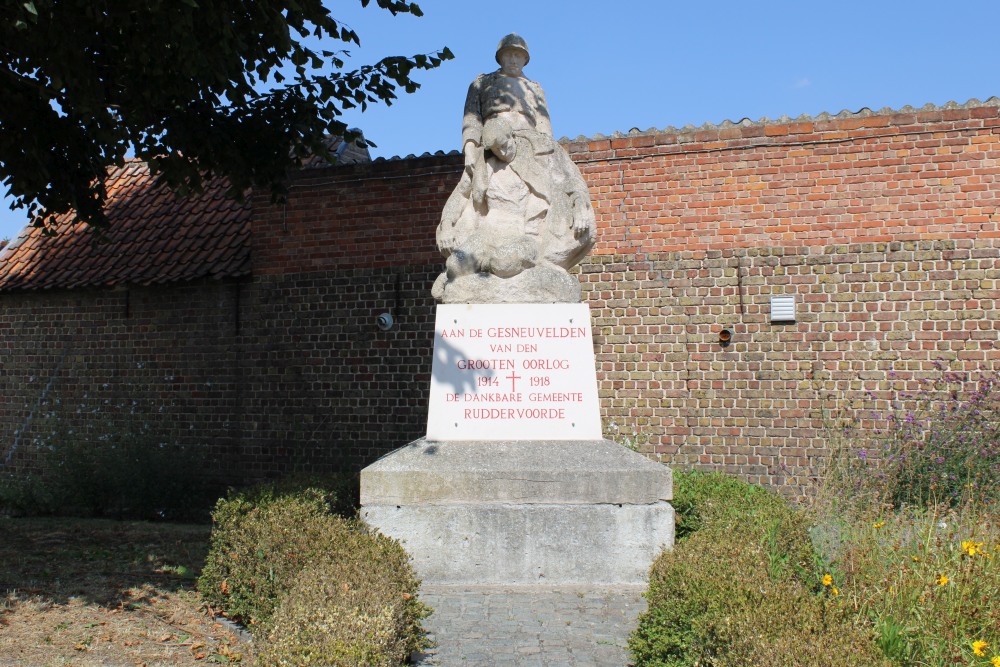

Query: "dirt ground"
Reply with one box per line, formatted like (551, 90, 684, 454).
(0, 516, 253, 666)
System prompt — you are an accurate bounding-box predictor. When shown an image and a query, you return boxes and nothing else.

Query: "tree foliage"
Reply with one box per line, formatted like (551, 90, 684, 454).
(0, 0, 452, 230)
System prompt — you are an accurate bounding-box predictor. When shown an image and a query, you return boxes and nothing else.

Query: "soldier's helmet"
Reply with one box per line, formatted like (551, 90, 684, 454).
(495, 33, 530, 66)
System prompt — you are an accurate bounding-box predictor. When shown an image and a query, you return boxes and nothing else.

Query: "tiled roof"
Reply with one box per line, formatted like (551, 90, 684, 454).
(0, 160, 251, 291)
(368, 96, 1000, 161)
(560, 96, 1000, 143)
(0, 138, 371, 292)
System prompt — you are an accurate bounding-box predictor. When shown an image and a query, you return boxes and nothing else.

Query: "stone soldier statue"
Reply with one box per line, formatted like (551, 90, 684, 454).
(432, 34, 597, 303)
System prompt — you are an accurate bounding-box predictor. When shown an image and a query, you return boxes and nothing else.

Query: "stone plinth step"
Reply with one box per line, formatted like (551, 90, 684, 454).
(361, 439, 674, 586)
(360, 438, 671, 505)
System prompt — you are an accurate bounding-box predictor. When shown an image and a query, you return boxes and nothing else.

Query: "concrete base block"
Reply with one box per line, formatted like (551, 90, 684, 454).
(360, 438, 674, 585)
(362, 501, 674, 585)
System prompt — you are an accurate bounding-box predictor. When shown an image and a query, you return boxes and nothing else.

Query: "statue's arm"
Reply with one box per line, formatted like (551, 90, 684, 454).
(437, 75, 487, 254)
(461, 75, 486, 164)
(532, 82, 553, 137)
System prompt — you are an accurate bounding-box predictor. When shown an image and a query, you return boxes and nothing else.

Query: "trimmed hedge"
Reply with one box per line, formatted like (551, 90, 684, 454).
(257, 544, 428, 667)
(199, 485, 332, 628)
(197, 478, 429, 665)
(630, 472, 890, 667)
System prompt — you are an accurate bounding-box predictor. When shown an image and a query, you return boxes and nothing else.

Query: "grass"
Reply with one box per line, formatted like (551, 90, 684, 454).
(0, 516, 251, 665)
(814, 495, 999, 666)
(813, 365, 1000, 666)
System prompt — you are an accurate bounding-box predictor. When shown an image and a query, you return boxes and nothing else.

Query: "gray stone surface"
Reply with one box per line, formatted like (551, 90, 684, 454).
(414, 585, 646, 666)
(361, 438, 674, 585)
(433, 34, 596, 304)
(431, 263, 581, 304)
(364, 501, 673, 585)
(361, 439, 672, 505)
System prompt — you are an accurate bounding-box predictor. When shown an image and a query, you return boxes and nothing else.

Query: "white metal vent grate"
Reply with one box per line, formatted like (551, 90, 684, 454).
(770, 295, 796, 323)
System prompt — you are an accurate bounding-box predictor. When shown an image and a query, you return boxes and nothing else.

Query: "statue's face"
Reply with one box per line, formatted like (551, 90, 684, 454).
(498, 49, 527, 76)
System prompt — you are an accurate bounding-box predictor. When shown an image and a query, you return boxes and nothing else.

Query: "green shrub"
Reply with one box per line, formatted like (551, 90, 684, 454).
(631, 471, 889, 667)
(671, 470, 800, 541)
(199, 484, 336, 629)
(256, 532, 430, 667)
(211, 473, 359, 520)
(198, 479, 429, 665)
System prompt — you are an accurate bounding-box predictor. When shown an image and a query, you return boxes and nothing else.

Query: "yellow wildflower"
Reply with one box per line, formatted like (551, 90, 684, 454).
(962, 540, 984, 557)
(822, 574, 832, 587)
(831, 587, 839, 596)
(911, 556, 920, 562)
(936, 574, 948, 586)
(973, 640, 988, 657)
(873, 521, 885, 529)
(990, 655, 1000, 667)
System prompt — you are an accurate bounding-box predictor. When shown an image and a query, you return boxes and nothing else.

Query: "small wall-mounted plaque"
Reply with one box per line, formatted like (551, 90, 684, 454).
(770, 295, 796, 323)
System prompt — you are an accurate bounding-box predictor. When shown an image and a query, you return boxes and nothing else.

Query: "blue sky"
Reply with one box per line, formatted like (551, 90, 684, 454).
(2, 0, 998, 240)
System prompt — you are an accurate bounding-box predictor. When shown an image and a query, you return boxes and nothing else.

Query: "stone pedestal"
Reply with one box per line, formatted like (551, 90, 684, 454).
(361, 438, 673, 585)
(361, 302, 674, 585)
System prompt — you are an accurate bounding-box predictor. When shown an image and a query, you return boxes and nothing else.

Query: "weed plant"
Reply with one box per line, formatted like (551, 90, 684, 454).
(0, 396, 211, 520)
(823, 365, 999, 510)
(605, 418, 646, 453)
(812, 364, 1000, 666)
(821, 507, 999, 666)
(634, 363, 999, 666)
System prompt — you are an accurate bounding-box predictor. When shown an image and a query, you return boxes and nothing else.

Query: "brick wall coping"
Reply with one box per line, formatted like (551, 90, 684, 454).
(364, 96, 999, 163)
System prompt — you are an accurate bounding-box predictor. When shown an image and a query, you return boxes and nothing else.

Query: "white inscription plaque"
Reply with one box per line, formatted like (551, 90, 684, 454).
(427, 303, 602, 440)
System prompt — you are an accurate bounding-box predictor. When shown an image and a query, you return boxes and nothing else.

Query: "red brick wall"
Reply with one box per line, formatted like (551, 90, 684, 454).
(571, 104, 1000, 253)
(244, 157, 455, 471)
(2, 101, 999, 496)
(568, 102, 1000, 494)
(0, 281, 248, 480)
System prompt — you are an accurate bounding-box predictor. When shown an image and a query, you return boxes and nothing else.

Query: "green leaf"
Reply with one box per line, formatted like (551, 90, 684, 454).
(0, 0, 452, 232)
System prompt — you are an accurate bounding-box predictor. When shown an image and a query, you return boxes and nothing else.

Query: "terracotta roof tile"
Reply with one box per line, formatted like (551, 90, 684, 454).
(0, 159, 252, 291)
(0, 137, 370, 292)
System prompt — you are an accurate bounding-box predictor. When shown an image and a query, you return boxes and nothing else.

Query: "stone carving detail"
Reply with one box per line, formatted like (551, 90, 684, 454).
(432, 34, 597, 304)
